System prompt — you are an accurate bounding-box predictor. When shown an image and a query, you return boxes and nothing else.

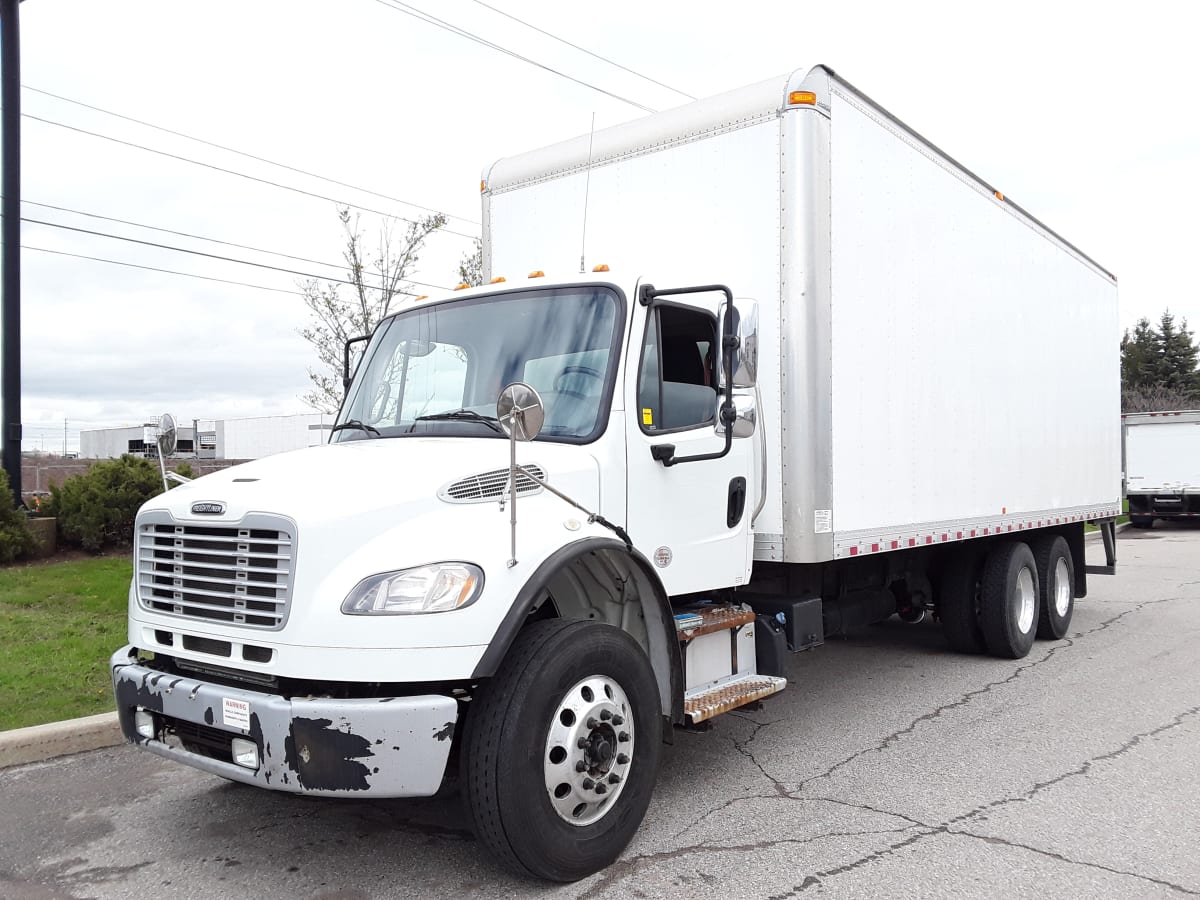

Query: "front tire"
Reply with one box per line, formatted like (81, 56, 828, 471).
(980, 542, 1040, 659)
(462, 619, 662, 882)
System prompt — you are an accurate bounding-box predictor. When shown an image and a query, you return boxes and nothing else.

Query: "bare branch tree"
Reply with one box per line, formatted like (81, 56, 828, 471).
(298, 207, 446, 413)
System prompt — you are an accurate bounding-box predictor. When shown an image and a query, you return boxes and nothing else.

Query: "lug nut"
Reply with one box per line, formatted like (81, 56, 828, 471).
(577, 737, 589, 749)
(587, 717, 599, 729)
(618, 731, 630, 742)
(575, 760, 587, 773)
(616, 753, 629, 765)
(612, 715, 624, 726)
(600, 709, 613, 721)
(582, 778, 595, 790)
(608, 773, 621, 784)
(595, 783, 607, 795)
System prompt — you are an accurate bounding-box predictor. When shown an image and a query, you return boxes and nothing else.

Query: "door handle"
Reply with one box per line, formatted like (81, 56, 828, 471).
(727, 477, 747, 528)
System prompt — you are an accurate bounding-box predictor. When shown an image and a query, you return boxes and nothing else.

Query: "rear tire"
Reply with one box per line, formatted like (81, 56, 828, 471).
(980, 541, 1040, 659)
(1032, 535, 1074, 640)
(461, 619, 662, 882)
(939, 550, 987, 654)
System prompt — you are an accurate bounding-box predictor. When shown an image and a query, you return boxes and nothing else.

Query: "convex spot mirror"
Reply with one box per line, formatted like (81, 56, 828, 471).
(716, 300, 759, 390)
(496, 382, 545, 442)
(157, 413, 178, 458)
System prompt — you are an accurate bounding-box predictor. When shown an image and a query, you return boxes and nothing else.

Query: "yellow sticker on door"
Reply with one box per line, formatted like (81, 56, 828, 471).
(642, 408, 653, 426)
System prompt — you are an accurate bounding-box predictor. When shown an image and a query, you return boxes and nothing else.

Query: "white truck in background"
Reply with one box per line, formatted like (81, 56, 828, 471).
(1123, 410, 1200, 527)
(112, 65, 1120, 881)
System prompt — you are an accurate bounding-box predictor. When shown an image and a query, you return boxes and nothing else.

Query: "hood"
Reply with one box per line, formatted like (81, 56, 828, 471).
(148, 437, 599, 527)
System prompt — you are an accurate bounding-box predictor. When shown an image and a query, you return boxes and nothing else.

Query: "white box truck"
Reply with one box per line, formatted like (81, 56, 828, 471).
(112, 65, 1121, 881)
(1123, 410, 1200, 526)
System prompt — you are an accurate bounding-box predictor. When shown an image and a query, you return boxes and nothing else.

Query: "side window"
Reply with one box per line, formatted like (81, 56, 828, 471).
(637, 305, 717, 433)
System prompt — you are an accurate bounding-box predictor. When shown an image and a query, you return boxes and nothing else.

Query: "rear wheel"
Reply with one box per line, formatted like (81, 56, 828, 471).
(980, 541, 1040, 659)
(1032, 535, 1074, 640)
(462, 619, 662, 882)
(938, 550, 987, 654)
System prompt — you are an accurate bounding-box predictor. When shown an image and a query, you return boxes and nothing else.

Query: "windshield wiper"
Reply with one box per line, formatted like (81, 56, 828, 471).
(410, 409, 503, 433)
(330, 419, 381, 436)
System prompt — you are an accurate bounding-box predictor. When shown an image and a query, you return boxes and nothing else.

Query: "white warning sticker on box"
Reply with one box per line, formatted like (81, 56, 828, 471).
(222, 697, 251, 731)
(814, 509, 833, 534)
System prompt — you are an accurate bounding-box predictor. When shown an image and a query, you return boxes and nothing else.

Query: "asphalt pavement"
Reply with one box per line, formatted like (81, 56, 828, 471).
(2, 523, 1198, 899)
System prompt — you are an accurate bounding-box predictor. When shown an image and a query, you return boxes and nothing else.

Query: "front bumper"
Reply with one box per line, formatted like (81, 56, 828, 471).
(110, 647, 458, 797)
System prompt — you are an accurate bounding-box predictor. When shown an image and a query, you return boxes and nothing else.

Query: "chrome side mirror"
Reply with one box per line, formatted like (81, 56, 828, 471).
(713, 391, 756, 438)
(717, 299, 759, 389)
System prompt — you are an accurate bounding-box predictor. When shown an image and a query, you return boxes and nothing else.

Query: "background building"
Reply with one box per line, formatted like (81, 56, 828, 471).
(79, 413, 334, 461)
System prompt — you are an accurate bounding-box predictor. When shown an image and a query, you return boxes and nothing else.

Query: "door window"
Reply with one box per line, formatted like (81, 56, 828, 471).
(637, 305, 717, 433)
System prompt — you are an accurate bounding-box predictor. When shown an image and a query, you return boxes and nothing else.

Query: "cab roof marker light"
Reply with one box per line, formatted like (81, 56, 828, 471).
(994, 190, 1005, 201)
(454, 283, 471, 291)
(528, 270, 545, 278)
(592, 264, 610, 272)
(490, 276, 507, 283)
(788, 91, 817, 106)
(415, 294, 428, 301)
(480, 180, 486, 192)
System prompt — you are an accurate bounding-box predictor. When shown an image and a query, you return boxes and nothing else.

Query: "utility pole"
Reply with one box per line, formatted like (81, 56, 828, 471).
(1, 0, 21, 506)
(63, 418, 67, 456)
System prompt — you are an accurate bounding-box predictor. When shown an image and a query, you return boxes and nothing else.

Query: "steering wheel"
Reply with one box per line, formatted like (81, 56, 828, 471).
(553, 366, 603, 398)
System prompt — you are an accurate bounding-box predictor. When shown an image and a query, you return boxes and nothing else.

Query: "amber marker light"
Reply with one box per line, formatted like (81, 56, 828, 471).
(490, 276, 507, 284)
(454, 283, 470, 291)
(528, 270, 545, 278)
(994, 191, 1005, 201)
(480, 180, 486, 192)
(592, 264, 610, 272)
(788, 91, 817, 105)
(415, 295, 428, 301)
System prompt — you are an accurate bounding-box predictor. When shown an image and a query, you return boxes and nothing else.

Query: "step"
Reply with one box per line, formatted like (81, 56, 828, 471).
(684, 673, 787, 724)
(674, 605, 756, 640)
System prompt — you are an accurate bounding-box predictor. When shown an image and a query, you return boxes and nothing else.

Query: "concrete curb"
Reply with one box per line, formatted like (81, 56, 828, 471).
(0, 711, 124, 769)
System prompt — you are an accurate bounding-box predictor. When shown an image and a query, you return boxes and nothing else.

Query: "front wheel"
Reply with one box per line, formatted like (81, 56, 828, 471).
(462, 619, 662, 882)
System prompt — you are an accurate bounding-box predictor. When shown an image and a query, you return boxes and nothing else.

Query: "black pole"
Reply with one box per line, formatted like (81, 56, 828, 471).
(1, 0, 20, 507)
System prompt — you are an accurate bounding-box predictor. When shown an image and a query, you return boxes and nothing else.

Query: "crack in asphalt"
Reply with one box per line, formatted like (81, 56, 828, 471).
(639, 593, 1195, 897)
(791, 596, 1182, 793)
(577, 824, 922, 900)
(947, 704, 1200, 827)
(949, 829, 1200, 895)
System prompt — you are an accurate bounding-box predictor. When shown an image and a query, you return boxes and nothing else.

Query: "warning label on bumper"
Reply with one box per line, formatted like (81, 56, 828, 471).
(222, 697, 251, 731)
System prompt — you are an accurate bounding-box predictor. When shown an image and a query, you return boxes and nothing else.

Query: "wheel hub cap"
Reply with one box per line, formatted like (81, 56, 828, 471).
(1016, 567, 1036, 634)
(1054, 557, 1071, 617)
(544, 675, 634, 826)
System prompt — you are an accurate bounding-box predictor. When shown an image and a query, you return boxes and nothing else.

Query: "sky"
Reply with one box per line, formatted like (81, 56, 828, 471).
(7, 0, 1198, 453)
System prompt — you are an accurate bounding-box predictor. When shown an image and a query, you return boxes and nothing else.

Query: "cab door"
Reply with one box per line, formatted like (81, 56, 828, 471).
(624, 284, 754, 596)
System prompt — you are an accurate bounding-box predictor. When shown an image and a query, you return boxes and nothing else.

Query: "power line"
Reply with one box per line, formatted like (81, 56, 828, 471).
(369, 0, 659, 115)
(22, 216, 452, 292)
(22, 198, 350, 273)
(21, 112, 480, 241)
(22, 245, 306, 296)
(22, 84, 481, 229)
(463, 0, 695, 101)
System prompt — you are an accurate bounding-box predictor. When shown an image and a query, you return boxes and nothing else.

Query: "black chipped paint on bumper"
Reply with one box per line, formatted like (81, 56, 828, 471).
(110, 647, 458, 798)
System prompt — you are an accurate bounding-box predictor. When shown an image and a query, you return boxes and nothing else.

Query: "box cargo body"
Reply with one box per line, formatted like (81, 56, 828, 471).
(1124, 410, 1200, 524)
(484, 65, 1122, 564)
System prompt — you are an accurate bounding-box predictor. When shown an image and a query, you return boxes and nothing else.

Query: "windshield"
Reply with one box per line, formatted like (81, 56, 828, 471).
(335, 286, 624, 443)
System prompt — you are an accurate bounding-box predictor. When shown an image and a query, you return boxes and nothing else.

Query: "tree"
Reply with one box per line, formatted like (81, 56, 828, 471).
(458, 238, 483, 287)
(298, 206, 446, 413)
(1119, 309, 1200, 412)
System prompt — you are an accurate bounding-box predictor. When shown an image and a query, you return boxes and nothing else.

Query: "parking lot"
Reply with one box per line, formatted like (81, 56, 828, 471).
(2, 524, 1198, 899)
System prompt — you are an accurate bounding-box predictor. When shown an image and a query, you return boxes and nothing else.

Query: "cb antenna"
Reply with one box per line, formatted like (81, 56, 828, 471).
(579, 111, 596, 274)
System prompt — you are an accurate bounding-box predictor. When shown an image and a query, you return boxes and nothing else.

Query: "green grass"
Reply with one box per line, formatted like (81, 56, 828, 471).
(0, 556, 132, 731)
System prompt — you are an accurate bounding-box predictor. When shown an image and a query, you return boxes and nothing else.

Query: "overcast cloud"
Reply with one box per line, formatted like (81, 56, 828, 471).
(7, 0, 1198, 452)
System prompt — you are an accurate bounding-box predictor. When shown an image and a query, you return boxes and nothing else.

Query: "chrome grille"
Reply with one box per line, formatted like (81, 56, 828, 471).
(137, 516, 295, 630)
(440, 465, 545, 503)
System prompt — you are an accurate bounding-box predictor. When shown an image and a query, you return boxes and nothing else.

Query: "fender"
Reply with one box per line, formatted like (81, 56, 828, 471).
(471, 537, 684, 725)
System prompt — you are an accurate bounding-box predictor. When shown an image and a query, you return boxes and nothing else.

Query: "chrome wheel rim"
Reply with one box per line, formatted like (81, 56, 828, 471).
(1016, 567, 1036, 634)
(1054, 557, 1071, 617)
(544, 675, 634, 826)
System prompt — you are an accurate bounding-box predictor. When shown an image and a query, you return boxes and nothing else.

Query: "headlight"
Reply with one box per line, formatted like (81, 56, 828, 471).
(341, 563, 484, 615)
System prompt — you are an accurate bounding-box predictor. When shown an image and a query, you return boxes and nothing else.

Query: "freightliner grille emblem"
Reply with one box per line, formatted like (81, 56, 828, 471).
(190, 501, 226, 515)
